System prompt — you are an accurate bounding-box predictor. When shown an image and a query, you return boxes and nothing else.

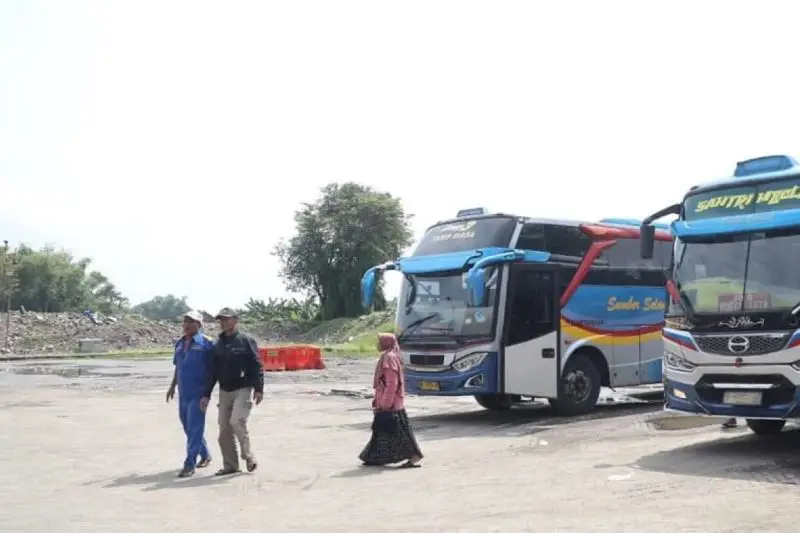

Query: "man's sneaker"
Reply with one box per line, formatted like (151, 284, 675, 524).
(721, 418, 738, 430)
(177, 468, 195, 478)
(214, 468, 241, 476)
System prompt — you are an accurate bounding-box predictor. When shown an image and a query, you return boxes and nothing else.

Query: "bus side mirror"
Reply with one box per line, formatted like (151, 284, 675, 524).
(466, 267, 486, 307)
(361, 270, 378, 309)
(640, 224, 655, 260)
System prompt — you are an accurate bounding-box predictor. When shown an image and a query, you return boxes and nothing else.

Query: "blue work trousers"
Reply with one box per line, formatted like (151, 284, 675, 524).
(178, 396, 210, 470)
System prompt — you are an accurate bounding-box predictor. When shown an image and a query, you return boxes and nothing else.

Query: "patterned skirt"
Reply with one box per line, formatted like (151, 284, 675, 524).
(359, 409, 424, 466)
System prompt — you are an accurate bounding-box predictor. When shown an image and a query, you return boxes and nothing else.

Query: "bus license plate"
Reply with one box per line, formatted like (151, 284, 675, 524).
(723, 391, 762, 406)
(419, 381, 440, 392)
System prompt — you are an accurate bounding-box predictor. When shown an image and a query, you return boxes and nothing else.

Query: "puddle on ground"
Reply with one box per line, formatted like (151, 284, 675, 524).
(0, 359, 170, 392)
(0, 353, 377, 393)
(0, 400, 53, 409)
(8, 364, 138, 379)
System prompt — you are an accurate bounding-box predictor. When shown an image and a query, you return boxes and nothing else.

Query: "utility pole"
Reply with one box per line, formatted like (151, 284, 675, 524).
(2, 240, 8, 350)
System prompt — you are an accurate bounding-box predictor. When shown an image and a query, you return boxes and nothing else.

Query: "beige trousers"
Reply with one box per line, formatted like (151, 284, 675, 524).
(217, 387, 255, 471)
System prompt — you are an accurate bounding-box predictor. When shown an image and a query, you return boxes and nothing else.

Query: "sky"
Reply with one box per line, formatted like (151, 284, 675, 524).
(1, 0, 799, 312)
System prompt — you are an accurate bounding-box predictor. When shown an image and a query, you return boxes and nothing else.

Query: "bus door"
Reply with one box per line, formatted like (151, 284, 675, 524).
(502, 264, 561, 398)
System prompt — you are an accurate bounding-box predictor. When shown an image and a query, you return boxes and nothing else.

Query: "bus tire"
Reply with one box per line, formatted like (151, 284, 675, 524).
(548, 353, 602, 416)
(745, 419, 786, 435)
(474, 394, 515, 411)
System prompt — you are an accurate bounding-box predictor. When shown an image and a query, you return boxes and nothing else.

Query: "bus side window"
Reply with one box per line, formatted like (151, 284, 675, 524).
(601, 238, 664, 285)
(652, 240, 671, 269)
(558, 265, 577, 297)
(544, 225, 592, 257)
(515, 223, 546, 250)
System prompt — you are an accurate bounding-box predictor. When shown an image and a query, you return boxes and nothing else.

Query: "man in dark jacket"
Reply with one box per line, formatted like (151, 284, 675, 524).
(200, 308, 264, 476)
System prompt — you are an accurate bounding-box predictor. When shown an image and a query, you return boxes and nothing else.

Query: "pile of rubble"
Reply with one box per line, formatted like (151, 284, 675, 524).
(0, 309, 385, 356)
(0, 311, 207, 355)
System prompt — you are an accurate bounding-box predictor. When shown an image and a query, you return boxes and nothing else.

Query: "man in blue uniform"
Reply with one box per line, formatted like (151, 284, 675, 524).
(166, 310, 215, 478)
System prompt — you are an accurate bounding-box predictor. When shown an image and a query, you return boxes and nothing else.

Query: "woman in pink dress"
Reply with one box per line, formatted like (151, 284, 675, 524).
(359, 332, 424, 468)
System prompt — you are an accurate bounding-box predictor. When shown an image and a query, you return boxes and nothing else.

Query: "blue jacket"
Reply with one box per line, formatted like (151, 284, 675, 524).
(173, 332, 215, 399)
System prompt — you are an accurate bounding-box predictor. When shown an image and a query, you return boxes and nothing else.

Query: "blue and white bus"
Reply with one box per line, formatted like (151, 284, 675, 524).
(641, 155, 800, 434)
(362, 209, 672, 415)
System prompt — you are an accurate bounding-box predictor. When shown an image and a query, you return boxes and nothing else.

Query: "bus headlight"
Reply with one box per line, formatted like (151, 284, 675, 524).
(665, 351, 695, 372)
(452, 352, 488, 372)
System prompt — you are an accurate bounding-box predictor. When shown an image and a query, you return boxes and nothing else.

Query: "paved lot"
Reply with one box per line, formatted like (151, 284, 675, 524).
(1, 357, 800, 532)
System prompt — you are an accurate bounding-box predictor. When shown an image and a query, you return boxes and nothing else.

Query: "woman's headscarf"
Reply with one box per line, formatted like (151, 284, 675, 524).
(374, 332, 403, 388)
(378, 332, 400, 354)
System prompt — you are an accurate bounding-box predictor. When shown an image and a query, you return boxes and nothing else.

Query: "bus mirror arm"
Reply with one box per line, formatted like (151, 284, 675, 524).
(640, 204, 680, 260)
(361, 262, 397, 310)
(403, 272, 416, 314)
(466, 250, 527, 307)
(642, 203, 681, 225)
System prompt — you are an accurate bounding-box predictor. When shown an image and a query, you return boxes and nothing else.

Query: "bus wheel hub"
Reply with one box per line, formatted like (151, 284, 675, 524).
(564, 371, 591, 403)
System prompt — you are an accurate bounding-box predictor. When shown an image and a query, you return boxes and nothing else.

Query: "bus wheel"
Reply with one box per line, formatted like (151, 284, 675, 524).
(548, 354, 601, 416)
(474, 394, 516, 411)
(745, 419, 786, 435)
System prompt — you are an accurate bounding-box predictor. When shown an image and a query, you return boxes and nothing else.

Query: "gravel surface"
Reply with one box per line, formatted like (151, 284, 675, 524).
(1, 357, 799, 532)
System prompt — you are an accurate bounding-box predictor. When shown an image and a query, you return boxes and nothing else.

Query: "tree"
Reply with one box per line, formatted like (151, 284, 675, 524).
(1, 243, 128, 313)
(243, 296, 321, 325)
(0, 242, 18, 313)
(274, 182, 413, 320)
(132, 294, 192, 320)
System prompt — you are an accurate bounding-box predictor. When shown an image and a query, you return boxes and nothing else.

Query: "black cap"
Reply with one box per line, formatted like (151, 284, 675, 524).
(214, 307, 237, 319)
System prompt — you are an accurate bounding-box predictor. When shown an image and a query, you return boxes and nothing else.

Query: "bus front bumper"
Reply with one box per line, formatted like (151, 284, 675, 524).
(664, 365, 800, 419)
(404, 352, 498, 396)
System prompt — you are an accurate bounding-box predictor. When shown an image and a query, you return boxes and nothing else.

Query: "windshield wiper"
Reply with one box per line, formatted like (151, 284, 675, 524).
(782, 301, 800, 320)
(671, 242, 700, 323)
(672, 280, 698, 322)
(397, 312, 442, 342)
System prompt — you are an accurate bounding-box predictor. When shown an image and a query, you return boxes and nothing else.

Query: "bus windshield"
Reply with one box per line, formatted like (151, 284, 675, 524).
(412, 216, 516, 256)
(673, 227, 800, 313)
(398, 268, 499, 341)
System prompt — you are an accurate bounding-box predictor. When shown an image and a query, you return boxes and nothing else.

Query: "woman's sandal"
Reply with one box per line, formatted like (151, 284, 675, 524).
(399, 461, 421, 469)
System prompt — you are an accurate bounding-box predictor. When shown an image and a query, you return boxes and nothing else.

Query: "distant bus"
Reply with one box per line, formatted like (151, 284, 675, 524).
(362, 209, 672, 415)
(641, 154, 800, 435)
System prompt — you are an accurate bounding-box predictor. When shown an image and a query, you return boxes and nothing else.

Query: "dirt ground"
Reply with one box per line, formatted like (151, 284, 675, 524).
(1, 357, 800, 533)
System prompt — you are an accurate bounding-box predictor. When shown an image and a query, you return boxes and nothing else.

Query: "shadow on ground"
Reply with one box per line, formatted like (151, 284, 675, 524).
(91, 469, 240, 492)
(331, 464, 423, 479)
(336, 396, 662, 441)
(636, 428, 800, 486)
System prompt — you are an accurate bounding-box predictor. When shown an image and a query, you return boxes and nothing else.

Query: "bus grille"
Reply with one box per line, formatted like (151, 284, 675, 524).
(409, 354, 445, 366)
(695, 374, 796, 404)
(693, 333, 788, 356)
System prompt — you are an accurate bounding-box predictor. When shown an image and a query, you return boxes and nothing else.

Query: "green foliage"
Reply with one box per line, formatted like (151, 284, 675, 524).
(274, 183, 413, 320)
(325, 319, 396, 353)
(0, 243, 127, 314)
(132, 294, 191, 320)
(300, 310, 397, 353)
(241, 296, 320, 327)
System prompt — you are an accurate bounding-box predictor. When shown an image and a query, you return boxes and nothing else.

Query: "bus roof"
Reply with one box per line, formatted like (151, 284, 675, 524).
(598, 218, 671, 231)
(429, 213, 671, 240)
(687, 154, 800, 197)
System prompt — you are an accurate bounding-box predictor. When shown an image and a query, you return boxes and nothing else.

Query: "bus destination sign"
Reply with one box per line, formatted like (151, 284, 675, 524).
(684, 178, 800, 220)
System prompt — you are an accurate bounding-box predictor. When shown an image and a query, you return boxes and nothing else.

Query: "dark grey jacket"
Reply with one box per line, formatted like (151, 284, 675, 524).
(204, 331, 264, 397)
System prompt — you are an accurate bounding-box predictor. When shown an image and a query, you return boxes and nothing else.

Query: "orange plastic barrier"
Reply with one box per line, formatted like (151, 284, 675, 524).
(306, 345, 326, 370)
(259, 344, 324, 372)
(297, 344, 325, 370)
(259, 347, 286, 372)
